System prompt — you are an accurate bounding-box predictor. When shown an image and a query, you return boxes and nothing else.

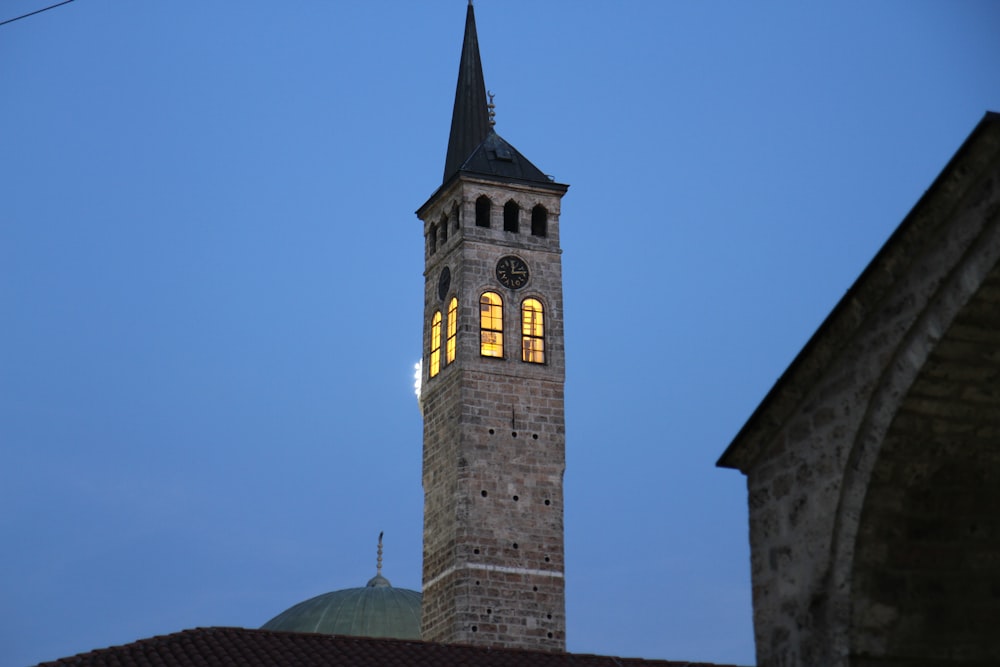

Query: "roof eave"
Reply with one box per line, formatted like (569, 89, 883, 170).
(718, 110, 1000, 472)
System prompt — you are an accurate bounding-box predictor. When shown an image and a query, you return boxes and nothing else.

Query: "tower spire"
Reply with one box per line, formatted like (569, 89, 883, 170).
(442, 1, 490, 183)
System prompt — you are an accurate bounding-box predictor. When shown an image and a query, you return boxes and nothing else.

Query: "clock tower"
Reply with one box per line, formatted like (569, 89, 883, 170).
(417, 3, 569, 652)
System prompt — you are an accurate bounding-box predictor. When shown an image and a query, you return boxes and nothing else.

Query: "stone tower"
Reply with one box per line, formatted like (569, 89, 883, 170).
(417, 3, 569, 652)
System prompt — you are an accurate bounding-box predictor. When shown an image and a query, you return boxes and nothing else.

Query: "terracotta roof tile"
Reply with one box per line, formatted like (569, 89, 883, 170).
(34, 627, 750, 667)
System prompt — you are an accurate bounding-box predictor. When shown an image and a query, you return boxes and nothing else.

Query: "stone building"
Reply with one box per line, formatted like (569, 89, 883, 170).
(30, 1, 1000, 665)
(33, 5, 741, 667)
(416, 1, 569, 652)
(255, 2, 570, 653)
(719, 112, 1000, 667)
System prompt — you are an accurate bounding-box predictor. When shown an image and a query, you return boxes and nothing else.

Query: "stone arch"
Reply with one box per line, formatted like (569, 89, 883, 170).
(719, 115, 1000, 667)
(824, 215, 1000, 666)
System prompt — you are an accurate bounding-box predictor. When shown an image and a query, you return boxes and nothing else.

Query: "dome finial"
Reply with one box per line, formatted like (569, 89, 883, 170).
(366, 533, 391, 587)
(376, 531, 384, 576)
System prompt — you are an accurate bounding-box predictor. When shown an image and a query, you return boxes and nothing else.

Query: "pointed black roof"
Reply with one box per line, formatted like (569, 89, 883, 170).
(443, 2, 490, 183)
(459, 129, 555, 185)
(439, 3, 563, 191)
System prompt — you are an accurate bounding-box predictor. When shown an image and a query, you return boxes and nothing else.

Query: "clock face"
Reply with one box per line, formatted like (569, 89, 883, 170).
(437, 266, 451, 300)
(496, 255, 529, 289)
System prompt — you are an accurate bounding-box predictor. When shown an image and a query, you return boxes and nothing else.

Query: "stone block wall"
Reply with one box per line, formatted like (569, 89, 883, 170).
(419, 176, 568, 651)
(421, 368, 566, 649)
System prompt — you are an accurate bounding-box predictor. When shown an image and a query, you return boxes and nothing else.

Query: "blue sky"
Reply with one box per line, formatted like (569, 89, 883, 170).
(2, 2, 999, 666)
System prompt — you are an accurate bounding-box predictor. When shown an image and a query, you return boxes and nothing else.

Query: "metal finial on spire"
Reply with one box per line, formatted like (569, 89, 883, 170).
(488, 91, 496, 127)
(376, 531, 384, 576)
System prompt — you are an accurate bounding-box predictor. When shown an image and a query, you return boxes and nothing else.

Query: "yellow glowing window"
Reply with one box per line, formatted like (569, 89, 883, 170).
(430, 311, 442, 377)
(480, 292, 504, 358)
(446, 298, 458, 364)
(521, 298, 544, 364)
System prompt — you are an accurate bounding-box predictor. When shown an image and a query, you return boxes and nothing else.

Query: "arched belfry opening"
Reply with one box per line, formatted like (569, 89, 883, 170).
(531, 204, 547, 237)
(476, 195, 491, 227)
(503, 199, 519, 232)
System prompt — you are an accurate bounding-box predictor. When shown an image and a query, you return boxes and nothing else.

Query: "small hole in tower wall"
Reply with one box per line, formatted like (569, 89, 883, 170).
(512, 543, 518, 550)
(512, 431, 518, 438)
(487, 608, 492, 615)
(488, 428, 495, 435)
(544, 556, 550, 562)
(481, 490, 488, 497)
(547, 632, 553, 639)
(544, 499, 551, 506)
(472, 626, 478, 633)
(532, 433, 538, 440)
(533, 586, 538, 592)
(547, 613, 552, 619)
(512, 495, 519, 502)
(474, 548, 480, 554)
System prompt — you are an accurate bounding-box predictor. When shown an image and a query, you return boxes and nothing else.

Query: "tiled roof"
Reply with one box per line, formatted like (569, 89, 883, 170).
(35, 627, 749, 667)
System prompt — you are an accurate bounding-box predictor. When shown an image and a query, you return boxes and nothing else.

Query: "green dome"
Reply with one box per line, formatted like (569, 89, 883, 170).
(261, 573, 422, 640)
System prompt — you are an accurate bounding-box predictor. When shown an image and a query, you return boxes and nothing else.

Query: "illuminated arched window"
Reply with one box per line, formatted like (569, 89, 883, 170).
(446, 297, 458, 364)
(480, 292, 504, 358)
(429, 311, 442, 377)
(521, 298, 544, 364)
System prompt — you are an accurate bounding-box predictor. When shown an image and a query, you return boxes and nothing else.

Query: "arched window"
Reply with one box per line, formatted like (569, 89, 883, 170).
(439, 215, 448, 244)
(476, 195, 491, 228)
(429, 311, 442, 377)
(452, 202, 461, 234)
(531, 205, 547, 237)
(480, 292, 504, 358)
(446, 297, 458, 364)
(504, 200, 519, 233)
(521, 298, 544, 364)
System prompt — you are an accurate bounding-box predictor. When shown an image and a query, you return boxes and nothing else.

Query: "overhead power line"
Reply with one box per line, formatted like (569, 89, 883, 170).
(0, 0, 77, 27)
